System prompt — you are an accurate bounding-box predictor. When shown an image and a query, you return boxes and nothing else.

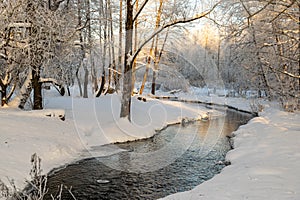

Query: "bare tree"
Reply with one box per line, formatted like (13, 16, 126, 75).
(0, 0, 79, 108)
(222, 0, 299, 110)
(120, 0, 221, 120)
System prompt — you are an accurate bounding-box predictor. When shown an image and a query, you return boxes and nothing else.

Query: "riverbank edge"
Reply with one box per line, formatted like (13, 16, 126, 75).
(149, 95, 258, 116)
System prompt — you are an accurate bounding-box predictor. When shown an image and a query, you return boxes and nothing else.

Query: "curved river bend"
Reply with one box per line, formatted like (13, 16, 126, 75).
(45, 109, 253, 200)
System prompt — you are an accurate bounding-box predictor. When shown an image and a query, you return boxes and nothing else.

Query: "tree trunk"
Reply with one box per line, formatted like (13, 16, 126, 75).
(97, 0, 105, 96)
(78, 0, 88, 98)
(139, 39, 155, 95)
(152, 28, 169, 95)
(108, 0, 116, 88)
(0, 84, 7, 106)
(102, 0, 108, 79)
(250, 22, 272, 99)
(32, 68, 43, 110)
(76, 66, 83, 97)
(96, 71, 106, 97)
(116, 0, 123, 91)
(151, 0, 163, 95)
(0, 78, 6, 106)
(120, 0, 133, 120)
(13, 70, 33, 109)
(131, 0, 139, 95)
(83, 62, 89, 98)
(87, 0, 98, 93)
(107, 1, 112, 89)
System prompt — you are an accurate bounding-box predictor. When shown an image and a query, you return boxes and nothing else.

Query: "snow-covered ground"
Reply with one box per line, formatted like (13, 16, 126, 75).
(1, 87, 299, 200)
(162, 104, 300, 199)
(0, 89, 209, 190)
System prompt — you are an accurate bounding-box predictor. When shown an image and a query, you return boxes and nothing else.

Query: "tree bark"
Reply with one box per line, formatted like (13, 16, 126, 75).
(116, 0, 123, 91)
(32, 68, 43, 110)
(151, 0, 163, 95)
(14, 70, 33, 109)
(77, 0, 88, 98)
(108, 0, 116, 89)
(131, 0, 139, 95)
(139, 39, 155, 95)
(96, 71, 106, 97)
(83, 62, 89, 98)
(120, 0, 133, 120)
(87, 0, 98, 93)
(76, 66, 83, 97)
(0, 83, 7, 106)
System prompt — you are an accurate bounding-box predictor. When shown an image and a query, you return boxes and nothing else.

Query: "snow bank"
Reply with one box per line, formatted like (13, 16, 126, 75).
(0, 94, 208, 189)
(162, 107, 300, 200)
(3, 86, 299, 200)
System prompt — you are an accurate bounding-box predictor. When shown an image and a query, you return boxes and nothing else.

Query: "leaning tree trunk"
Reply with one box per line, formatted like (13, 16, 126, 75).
(120, 0, 133, 120)
(96, 71, 106, 97)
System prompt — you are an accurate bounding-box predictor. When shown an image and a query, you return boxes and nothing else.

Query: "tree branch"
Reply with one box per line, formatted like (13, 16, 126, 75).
(133, 0, 149, 22)
(131, 1, 221, 65)
(268, 66, 300, 79)
(270, 0, 297, 22)
(0, 79, 4, 89)
(239, 0, 275, 26)
(0, 52, 8, 60)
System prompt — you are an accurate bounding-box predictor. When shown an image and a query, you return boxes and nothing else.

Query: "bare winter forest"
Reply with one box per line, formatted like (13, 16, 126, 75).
(0, 0, 299, 116)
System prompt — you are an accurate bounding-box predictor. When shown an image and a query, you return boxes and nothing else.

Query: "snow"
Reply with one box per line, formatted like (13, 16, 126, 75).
(0, 91, 208, 190)
(1, 87, 300, 200)
(161, 105, 300, 200)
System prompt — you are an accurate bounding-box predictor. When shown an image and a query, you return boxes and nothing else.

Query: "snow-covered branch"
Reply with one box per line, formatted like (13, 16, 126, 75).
(39, 78, 62, 86)
(0, 52, 7, 60)
(40, 78, 65, 96)
(7, 23, 32, 29)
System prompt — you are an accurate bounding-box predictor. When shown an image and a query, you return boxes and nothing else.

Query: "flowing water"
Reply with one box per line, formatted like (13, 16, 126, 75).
(45, 109, 253, 200)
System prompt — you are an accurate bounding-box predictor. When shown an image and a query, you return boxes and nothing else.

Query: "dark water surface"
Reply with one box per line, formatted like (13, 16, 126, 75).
(45, 109, 253, 200)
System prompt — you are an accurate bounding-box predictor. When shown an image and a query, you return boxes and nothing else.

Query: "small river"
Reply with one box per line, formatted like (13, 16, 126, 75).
(45, 108, 253, 200)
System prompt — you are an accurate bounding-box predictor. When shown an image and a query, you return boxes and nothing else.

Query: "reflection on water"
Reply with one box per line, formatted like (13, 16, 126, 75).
(45, 109, 252, 200)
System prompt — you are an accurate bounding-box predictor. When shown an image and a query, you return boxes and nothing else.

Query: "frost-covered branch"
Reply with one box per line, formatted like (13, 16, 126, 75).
(39, 77, 65, 96)
(39, 77, 62, 86)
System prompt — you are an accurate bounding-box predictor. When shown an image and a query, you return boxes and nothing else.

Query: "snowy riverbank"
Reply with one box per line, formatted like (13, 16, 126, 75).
(1, 89, 299, 200)
(0, 93, 209, 190)
(162, 105, 300, 200)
